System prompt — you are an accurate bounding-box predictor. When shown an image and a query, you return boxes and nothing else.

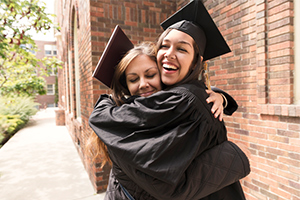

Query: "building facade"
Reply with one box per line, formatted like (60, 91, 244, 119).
(54, 0, 299, 199)
(34, 40, 58, 109)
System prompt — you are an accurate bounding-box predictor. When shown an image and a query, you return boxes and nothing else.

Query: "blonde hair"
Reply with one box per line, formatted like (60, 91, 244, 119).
(86, 42, 157, 166)
(85, 131, 111, 167)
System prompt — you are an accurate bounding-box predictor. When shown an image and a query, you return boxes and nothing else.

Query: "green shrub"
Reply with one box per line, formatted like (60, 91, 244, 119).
(0, 114, 24, 132)
(0, 95, 38, 147)
(0, 95, 39, 123)
(7, 117, 25, 134)
(0, 115, 8, 138)
(0, 114, 25, 147)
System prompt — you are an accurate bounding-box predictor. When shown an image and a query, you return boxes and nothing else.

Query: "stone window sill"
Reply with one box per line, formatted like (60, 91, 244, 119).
(258, 104, 300, 117)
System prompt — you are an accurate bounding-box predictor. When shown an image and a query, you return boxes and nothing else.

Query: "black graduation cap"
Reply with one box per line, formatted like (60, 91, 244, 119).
(160, 0, 231, 61)
(92, 25, 134, 87)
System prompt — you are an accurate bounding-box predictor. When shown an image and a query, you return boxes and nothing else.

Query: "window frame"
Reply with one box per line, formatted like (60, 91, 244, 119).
(44, 45, 57, 56)
(46, 84, 55, 95)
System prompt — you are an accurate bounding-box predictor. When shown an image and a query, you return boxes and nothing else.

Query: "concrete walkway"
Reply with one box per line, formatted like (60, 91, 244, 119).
(0, 108, 105, 200)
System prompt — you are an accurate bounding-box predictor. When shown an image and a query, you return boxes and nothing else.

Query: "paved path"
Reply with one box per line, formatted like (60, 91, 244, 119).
(0, 108, 105, 200)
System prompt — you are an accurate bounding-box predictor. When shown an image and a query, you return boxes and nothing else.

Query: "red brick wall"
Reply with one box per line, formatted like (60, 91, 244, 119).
(203, 0, 299, 199)
(55, 0, 299, 198)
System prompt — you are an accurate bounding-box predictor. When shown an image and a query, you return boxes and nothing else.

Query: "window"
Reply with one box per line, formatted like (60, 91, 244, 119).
(47, 103, 55, 107)
(295, 0, 300, 104)
(47, 84, 55, 95)
(68, 50, 73, 112)
(258, 1, 299, 116)
(44, 45, 57, 56)
(20, 44, 35, 54)
(74, 12, 81, 120)
(49, 66, 56, 76)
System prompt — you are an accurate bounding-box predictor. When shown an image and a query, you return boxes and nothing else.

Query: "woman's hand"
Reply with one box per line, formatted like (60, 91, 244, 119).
(206, 90, 224, 121)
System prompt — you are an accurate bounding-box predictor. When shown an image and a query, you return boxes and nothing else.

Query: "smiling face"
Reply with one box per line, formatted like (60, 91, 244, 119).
(125, 54, 162, 97)
(157, 29, 195, 86)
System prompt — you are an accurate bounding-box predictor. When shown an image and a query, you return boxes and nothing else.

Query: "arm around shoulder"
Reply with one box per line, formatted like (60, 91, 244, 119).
(211, 86, 238, 115)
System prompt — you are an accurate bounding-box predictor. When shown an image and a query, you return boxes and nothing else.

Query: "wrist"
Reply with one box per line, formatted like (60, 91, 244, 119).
(219, 93, 228, 108)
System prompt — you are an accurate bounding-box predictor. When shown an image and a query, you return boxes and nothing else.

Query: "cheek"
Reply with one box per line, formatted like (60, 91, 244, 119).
(126, 83, 136, 95)
(152, 77, 162, 90)
(157, 51, 164, 64)
(180, 55, 194, 72)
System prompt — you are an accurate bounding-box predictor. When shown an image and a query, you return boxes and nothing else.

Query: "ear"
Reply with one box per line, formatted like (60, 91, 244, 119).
(192, 56, 203, 70)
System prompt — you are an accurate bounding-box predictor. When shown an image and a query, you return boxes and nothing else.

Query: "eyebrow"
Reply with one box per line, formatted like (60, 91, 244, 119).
(145, 67, 158, 72)
(126, 67, 158, 76)
(163, 39, 193, 48)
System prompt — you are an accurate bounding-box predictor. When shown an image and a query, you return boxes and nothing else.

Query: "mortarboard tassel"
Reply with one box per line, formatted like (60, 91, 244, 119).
(203, 61, 211, 90)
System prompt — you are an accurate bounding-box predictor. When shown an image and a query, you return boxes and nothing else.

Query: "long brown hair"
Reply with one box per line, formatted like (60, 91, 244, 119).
(86, 42, 158, 166)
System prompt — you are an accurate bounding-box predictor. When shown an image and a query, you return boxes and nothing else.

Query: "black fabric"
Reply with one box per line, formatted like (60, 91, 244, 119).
(107, 141, 249, 200)
(160, 0, 231, 61)
(90, 80, 224, 184)
(104, 170, 129, 200)
(211, 86, 238, 115)
(109, 166, 157, 200)
(89, 80, 249, 199)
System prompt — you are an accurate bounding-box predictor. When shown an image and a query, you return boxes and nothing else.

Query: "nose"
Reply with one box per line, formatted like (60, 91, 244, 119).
(139, 77, 149, 89)
(164, 47, 176, 59)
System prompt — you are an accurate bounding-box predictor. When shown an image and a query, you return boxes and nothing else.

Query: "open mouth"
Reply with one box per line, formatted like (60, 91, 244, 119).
(163, 63, 178, 71)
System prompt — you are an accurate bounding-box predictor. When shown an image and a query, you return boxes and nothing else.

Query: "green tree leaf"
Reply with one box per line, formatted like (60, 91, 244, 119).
(0, 0, 62, 97)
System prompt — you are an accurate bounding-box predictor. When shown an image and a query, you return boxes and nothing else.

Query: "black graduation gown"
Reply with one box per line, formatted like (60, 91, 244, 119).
(89, 80, 250, 200)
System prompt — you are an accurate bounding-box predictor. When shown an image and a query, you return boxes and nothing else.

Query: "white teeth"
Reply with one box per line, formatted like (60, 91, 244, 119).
(163, 64, 177, 70)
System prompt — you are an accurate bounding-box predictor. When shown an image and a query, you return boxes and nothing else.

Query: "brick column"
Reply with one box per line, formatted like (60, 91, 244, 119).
(55, 109, 65, 126)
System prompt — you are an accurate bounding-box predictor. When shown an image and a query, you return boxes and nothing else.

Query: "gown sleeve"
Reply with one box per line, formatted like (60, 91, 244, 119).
(211, 86, 238, 115)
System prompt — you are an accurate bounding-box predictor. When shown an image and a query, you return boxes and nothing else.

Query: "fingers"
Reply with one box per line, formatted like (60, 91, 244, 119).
(207, 90, 224, 120)
(206, 90, 215, 104)
(212, 105, 223, 121)
(211, 102, 220, 114)
(206, 89, 212, 94)
(218, 111, 223, 121)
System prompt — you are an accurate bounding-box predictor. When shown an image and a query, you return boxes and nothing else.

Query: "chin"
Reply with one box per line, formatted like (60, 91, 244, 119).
(162, 80, 176, 86)
(161, 74, 177, 85)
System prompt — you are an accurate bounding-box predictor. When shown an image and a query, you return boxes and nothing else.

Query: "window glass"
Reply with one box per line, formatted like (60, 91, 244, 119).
(47, 84, 55, 95)
(44, 45, 57, 56)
